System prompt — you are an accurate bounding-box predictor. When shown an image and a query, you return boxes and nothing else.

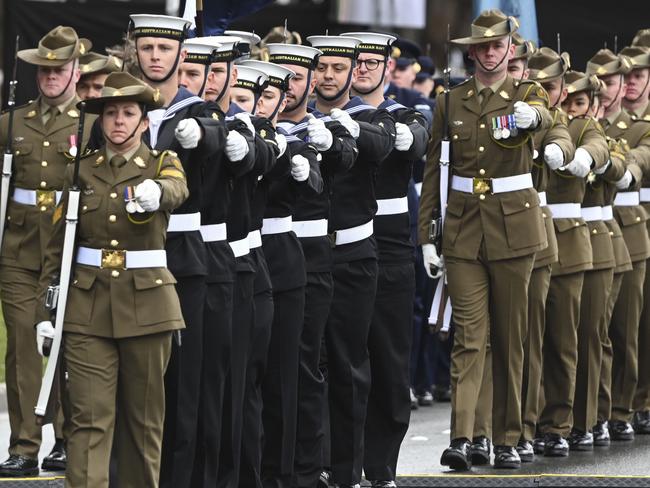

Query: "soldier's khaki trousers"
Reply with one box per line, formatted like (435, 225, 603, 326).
(0, 264, 64, 458)
(64, 331, 171, 488)
(445, 250, 534, 446)
(473, 338, 492, 440)
(573, 268, 613, 432)
(633, 255, 650, 413)
(540, 271, 584, 437)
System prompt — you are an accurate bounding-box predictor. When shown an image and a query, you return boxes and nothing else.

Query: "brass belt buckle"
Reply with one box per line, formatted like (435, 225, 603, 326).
(328, 231, 337, 248)
(472, 177, 492, 194)
(36, 190, 56, 208)
(101, 249, 126, 269)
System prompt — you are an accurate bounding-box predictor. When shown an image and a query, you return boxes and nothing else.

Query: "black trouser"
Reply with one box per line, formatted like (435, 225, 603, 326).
(293, 271, 333, 488)
(364, 262, 415, 482)
(191, 280, 234, 488)
(217, 269, 255, 488)
(160, 275, 207, 488)
(326, 258, 378, 485)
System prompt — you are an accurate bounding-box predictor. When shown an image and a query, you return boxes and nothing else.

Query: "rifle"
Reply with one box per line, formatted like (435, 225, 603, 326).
(35, 102, 87, 421)
(195, 0, 204, 37)
(0, 36, 20, 252)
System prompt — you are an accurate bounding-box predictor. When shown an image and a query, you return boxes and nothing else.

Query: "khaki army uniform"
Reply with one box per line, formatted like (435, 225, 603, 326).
(34, 142, 188, 488)
(419, 74, 552, 447)
(0, 96, 93, 459)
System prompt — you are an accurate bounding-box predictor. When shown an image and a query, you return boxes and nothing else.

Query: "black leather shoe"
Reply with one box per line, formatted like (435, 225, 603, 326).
(532, 437, 545, 454)
(567, 429, 593, 451)
(318, 471, 331, 488)
(433, 385, 451, 402)
(593, 421, 610, 446)
(632, 411, 650, 434)
(516, 439, 534, 462)
(543, 433, 569, 457)
(493, 446, 521, 469)
(609, 420, 634, 441)
(440, 438, 472, 471)
(370, 481, 397, 488)
(41, 439, 66, 471)
(417, 391, 434, 406)
(470, 436, 491, 465)
(0, 455, 39, 477)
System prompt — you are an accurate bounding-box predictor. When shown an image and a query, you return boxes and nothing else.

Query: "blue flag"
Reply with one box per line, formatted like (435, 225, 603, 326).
(180, 0, 274, 37)
(473, 0, 539, 46)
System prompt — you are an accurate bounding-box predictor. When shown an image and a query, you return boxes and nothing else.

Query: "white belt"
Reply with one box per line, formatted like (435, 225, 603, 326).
(167, 212, 201, 232)
(602, 205, 613, 221)
(538, 191, 547, 207)
(451, 173, 533, 194)
(640, 188, 650, 202)
(200, 223, 227, 242)
(333, 220, 373, 246)
(614, 191, 640, 207)
(12, 188, 62, 206)
(581, 206, 603, 222)
(547, 203, 582, 219)
(261, 216, 292, 235)
(376, 196, 408, 216)
(293, 219, 328, 238)
(248, 229, 262, 249)
(76, 246, 167, 269)
(228, 236, 250, 258)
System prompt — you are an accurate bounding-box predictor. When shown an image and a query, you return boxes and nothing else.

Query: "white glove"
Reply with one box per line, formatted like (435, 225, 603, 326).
(513, 101, 539, 129)
(543, 143, 564, 170)
(563, 147, 593, 178)
(276, 133, 288, 157)
(291, 154, 310, 182)
(234, 112, 256, 136)
(422, 243, 444, 279)
(134, 179, 162, 212)
(306, 114, 333, 151)
(616, 169, 633, 190)
(394, 122, 415, 151)
(225, 130, 250, 162)
(330, 108, 360, 139)
(36, 321, 55, 357)
(174, 118, 202, 149)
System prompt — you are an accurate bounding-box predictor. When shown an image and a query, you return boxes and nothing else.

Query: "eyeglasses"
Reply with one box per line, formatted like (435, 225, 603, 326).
(356, 58, 385, 71)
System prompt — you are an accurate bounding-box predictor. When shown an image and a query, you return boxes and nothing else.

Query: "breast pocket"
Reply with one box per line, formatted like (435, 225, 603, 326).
(133, 268, 182, 326)
(66, 266, 97, 325)
(450, 127, 472, 161)
(12, 142, 33, 182)
(78, 195, 102, 233)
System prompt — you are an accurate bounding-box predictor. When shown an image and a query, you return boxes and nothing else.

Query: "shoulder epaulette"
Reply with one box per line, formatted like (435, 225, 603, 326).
(81, 149, 99, 159)
(450, 78, 471, 90)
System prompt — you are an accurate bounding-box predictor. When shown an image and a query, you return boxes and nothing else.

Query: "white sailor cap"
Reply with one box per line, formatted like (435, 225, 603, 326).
(235, 65, 269, 92)
(307, 35, 361, 59)
(224, 31, 260, 61)
(182, 39, 221, 65)
(129, 14, 190, 40)
(240, 60, 295, 91)
(341, 32, 396, 56)
(193, 36, 242, 62)
(267, 43, 322, 69)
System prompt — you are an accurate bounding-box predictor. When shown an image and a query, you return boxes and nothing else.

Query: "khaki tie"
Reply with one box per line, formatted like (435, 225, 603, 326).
(479, 87, 492, 111)
(43, 106, 59, 131)
(109, 155, 127, 178)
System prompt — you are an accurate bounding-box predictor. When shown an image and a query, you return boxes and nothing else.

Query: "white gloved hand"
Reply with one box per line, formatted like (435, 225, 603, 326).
(563, 147, 593, 177)
(225, 130, 250, 162)
(616, 169, 633, 190)
(36, 321, 55, 357)
(134, 179, 162, 211)
(394, 122, 415, 151)
(513, 101, 539, 129)
(422, 243, 444, 279)
(306, 114, 333, 151)
(234, 112, 256, 135)
(174, 118, 202, 149)
(291, 154, 310, 182)
(330, 108, 360, 139)
(276, 133, 288, 157)
(543, 143, 564, 170)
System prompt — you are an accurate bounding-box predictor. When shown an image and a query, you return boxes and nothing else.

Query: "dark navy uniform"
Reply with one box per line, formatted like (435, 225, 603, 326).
(385, 82, 434, 125)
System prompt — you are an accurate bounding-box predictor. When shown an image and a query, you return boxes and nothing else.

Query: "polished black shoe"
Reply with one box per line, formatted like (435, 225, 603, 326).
(440, 438, 472, 471)
(532, 437, 545, 454)
(609, 420, 635, 441)
(0, 455, 39, 477)
(516, 439, 534, 462)
(433, 385, 451, 402)
(493, 445, 521, 469)
(632, 411, 650, 434)
(318, 470, 331, 488)
(567, 429, 593, 451)
(370, 481, 397, 488)
(41, 439, 66, 471)
(417, 391, 434, 406)
(543, 433, 569, 457)
(592, 421, 610, 446)
(470, 436, 491, 465)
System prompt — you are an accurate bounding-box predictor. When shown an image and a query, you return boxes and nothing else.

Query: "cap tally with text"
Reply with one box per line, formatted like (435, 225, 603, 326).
(83, 71, 165, 114)
(267, 43, 322, 70)
(527, 47, 570, 82)
(194, 36, 242, 63)
(183, 39, 221, 65)
(235, 65, 269, 92)
(129, 14, 190, 41)
(586, 49, 632, 76)
(619, 45, 650, 69)
(341, 32, 396, 57)
(307, 35, 361, 59)
(18, 25, 91, 67)
(565, 70, 600, 95)
(225, 30, 261, 60)
(452, 9, 519, 45)
(240, 60, 295, 91)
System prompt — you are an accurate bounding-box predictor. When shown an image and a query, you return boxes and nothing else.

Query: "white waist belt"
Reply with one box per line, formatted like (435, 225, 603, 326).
(200, 223, 227, 242)
(547, 203, 582, 219)
(228, 237, 250, 258)
(640, 188, 650, 202)
(538, 191, 547, 207)
(333, 220, 373, 246)
(602, 205, 613, 221)
(614, 191, 640, 207)
(451, 173, 533, 194)
(167, 212, 201, 232)
(261, 216, 292, 235)
(12, 188, 62, 206)
(248, 230, 262, 249)
(293, 219, 328, 238)
(376, 196, 408, 216)
(76, 246, 167, 269)
(581, 206, 603, 222)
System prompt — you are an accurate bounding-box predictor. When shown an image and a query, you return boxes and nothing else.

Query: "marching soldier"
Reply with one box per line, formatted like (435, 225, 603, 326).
(419, 9, 552, 470)
(506, 33, 534, 81)
(77, 52, 122, 100)
(0, 25, 94, 476)
(621, 45, 650, 121)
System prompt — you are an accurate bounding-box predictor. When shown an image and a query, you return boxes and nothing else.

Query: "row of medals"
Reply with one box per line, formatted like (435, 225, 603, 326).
(492, 114, 518, 140)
